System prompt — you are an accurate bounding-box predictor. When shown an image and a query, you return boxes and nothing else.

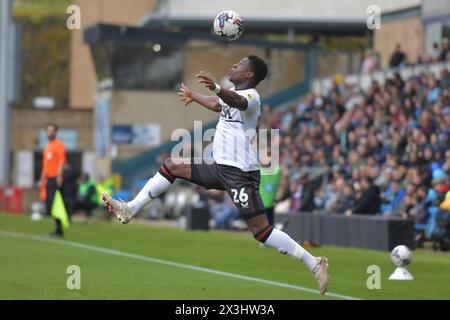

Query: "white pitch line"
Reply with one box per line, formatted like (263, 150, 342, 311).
(0, 230, 361, 300)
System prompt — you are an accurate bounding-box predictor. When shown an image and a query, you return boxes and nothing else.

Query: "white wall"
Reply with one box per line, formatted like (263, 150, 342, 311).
(422, 0, 450, 18)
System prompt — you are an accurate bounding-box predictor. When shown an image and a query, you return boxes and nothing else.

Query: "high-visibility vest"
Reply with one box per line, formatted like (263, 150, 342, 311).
(79, 179, 98, 204)
(95, 180, 114, 205)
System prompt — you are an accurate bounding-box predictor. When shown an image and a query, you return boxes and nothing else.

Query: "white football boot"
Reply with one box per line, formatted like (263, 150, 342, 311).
(312, 257, 330, 295)
(102, 192, 133, 224)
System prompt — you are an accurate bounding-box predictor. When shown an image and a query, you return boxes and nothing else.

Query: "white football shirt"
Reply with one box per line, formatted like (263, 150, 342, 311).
(213, 87, 261, 172)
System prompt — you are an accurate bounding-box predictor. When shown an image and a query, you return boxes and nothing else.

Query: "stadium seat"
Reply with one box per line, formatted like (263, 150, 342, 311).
(415, 207, 439, 239)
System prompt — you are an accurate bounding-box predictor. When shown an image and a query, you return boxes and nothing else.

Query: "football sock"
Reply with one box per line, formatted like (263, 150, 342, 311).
(127, 164, 175, 215)
(255, 226, 317, 271)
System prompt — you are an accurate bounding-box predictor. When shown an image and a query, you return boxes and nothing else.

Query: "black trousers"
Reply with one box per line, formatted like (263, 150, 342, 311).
(45, 177, 63, 235)
(64, 197, 76, 222)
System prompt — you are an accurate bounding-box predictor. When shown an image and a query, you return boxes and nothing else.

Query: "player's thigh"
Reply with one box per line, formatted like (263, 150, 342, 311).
(218, 165, 266, 220)
(189, 160, 226, 190)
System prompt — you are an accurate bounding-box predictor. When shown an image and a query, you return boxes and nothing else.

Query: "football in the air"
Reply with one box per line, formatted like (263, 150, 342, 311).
(390, 245, 412, 267)
(213, 10, 244, 41)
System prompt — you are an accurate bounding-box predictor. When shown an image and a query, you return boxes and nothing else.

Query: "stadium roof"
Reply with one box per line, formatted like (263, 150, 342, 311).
(84, 23, 319, 50)
(140, 0, 421, 34)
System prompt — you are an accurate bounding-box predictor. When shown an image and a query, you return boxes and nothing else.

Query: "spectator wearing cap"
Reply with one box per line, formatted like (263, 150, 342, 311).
(431, 169, 450, 199)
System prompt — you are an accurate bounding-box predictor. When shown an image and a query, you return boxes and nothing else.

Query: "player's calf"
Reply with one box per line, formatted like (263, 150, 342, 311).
(250, 218, 329, 295)
(102, 160, 181, 224)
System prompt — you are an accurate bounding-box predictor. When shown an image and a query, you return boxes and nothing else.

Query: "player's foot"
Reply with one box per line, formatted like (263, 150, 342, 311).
(312, 256, 329, 295)
(102, 192, 133, 224)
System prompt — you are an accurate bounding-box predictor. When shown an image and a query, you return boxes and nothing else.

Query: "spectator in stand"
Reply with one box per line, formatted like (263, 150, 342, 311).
(361, 49, 378, 73)
(345, 176, 381, 216)
(419, 42, 441, 63)
(427, 75, 441, 103)
(389, 44, 406, 68)
(431, 169, 450, 200)
(442, 150, 450, 176)
(431, 42, 440, 62)
(440, 68, 450, 90)
(381, 179, 407, 217)
(439, 40, 450, 61)
(207, 190, 240, 230)
(405, 185, 429, 223)
(324, 176, 347, 212)
(338, 183, 355, 213)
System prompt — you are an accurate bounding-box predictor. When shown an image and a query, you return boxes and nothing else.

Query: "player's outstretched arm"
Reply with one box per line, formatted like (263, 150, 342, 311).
(178, 83, 221, 112)
(196, 72, 248, 111)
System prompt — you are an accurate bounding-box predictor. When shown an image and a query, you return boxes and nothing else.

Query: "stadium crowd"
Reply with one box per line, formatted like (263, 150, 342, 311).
(150, 44, 450, 239)
(258, 62, 450, 227)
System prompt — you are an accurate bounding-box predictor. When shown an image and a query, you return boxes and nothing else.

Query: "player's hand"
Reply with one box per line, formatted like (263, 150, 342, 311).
(177, 83, 193, 106)
(56, 175, 63, 187)
(195, 71, 216, 90)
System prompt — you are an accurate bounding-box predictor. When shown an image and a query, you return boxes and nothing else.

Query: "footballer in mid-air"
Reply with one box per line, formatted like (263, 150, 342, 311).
(102, 10, 330, 295)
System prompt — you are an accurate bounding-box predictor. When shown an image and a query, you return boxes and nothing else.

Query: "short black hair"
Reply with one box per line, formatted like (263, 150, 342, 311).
(46, 123, 58, 132)
(247, 55, 268, 86)
(362, 176, 373, 185)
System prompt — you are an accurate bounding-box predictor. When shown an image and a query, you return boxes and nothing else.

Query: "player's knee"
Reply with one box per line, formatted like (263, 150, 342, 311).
(252, 224, 274, 243)
(246, 214, 270, 236)
(164, 158, 177, 175)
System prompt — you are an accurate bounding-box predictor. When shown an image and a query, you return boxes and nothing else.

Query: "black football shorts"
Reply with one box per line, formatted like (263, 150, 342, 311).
(190, 160, 266, 220)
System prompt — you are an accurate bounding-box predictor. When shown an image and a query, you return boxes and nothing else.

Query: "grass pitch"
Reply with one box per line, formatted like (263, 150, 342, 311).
(0, 213, 449, 300)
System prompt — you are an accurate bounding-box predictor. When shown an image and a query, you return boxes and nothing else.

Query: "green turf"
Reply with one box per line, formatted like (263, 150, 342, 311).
(0, 213, 449, 300)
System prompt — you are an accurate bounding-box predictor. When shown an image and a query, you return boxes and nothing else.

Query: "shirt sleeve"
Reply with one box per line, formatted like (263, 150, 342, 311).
(236, 89, 260, 112)
(58, 142, 67, 168)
